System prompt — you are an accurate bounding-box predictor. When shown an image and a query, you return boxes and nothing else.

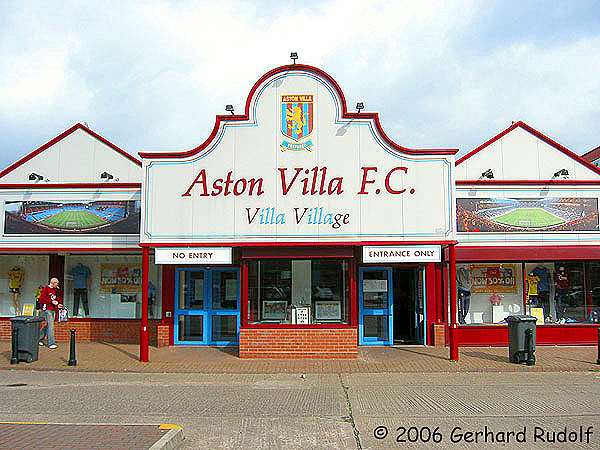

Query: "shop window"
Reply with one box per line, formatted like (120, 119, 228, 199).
(0, 255, 49, 317)
(524, 262, 586, 324)
(456, 263, 523, 324)
(247, 259, 349, 325)
(63, 254, 162, 319)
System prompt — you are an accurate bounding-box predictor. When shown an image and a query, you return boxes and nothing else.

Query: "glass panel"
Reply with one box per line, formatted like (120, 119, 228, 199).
(185, 271, 204, 310)
(456, 263, 523, 324)
(364, 315, 387, 340)
(362, 270, 389, 309)
(178, 315, 203, 341)
(588, 261, 600, 323)
(212, 271, 238, 310)
(212, 315, 237, 341)
(555, 262, 585, 323)
(248, 259, 349, 324)
(0, 255, 49, 317)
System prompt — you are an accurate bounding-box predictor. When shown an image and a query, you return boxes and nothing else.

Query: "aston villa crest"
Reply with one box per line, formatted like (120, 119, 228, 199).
(281, 94, 314, 152)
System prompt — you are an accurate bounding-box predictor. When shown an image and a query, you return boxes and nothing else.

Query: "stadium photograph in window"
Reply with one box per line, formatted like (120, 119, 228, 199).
(457, 198, 599, 233)
(4, 200, 141, 234)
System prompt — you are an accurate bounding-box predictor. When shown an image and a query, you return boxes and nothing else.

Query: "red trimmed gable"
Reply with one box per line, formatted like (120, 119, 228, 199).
(456, 121, 600, 183)
(0, 123, 141, 184)
(583, 145, 600, 166)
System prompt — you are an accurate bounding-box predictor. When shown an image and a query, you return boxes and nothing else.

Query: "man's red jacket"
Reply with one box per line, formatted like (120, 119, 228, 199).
(38, 286, 63, 311)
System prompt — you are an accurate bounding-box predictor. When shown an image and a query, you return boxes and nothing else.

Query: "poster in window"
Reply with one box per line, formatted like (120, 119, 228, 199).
(261, 300, 287, 320)
(100, 264, 141, 293)
(4, 200, 141, 234)
(469, 264, 518, 294)
(363, 279, 388, 292)
(315, 301, 341, 321)
(457, 197, 599, 233)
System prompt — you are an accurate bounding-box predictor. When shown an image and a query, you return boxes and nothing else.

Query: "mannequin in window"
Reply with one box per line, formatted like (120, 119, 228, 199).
(457, 267, 472, 324)
(526, 271, 540, 310)
(8, 266, 24, 315)
(70, 263, 91, 317)
(532, 265, 551, 321)
(554, 266, 570, 321)
(148, 281, 156, 318)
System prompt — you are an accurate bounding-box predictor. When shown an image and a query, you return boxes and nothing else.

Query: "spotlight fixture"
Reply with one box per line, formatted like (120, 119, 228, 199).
(28, 173, 44, 181)
(553, 169, 569, 178)
(100, 171, 114, 180)
(225, 105, 235, 115)
(356, 102, 364, 113)
(290, 52, 298, 64)
(481, 169, 494, 179)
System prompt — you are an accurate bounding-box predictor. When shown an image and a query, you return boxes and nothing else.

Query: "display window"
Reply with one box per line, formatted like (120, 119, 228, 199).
(455, 262, 523, 324)
(0, 255, 49, 316)
(247, 259, 349, 325)
(64, 254, 161, 319)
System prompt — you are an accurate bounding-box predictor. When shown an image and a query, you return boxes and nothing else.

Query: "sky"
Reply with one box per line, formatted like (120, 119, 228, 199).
(1, 0, 599, 168)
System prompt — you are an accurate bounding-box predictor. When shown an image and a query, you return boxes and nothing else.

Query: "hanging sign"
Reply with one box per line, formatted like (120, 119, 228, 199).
(155, 247, 232, 265)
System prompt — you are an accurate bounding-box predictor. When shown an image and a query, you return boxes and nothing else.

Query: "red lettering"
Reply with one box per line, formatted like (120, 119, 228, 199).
(385, 167, 408, 194)
(357, 167, 377, 194)
(279, 168, 303, 195)
(182, 169, 209, 197)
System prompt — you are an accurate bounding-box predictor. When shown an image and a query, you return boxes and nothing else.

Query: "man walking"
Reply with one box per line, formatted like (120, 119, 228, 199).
(38, 277, 63, 349)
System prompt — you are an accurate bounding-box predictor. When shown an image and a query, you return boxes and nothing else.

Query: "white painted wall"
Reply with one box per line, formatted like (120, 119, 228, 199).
(142, 69, 455, 243)
(456, 126, 600, 181)
(1, 128, 140, 183)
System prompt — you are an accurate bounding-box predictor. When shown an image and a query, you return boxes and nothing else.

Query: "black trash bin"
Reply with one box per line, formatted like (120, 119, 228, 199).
(10, 316, 44, 363)
(506, 315, 537, 365)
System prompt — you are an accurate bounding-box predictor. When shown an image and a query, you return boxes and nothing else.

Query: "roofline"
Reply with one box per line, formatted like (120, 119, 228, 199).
(139, 64, 458, 159)
(582, 145, 600, 163)
(456, 120, 600, 176)
(0, 123, 141, 179)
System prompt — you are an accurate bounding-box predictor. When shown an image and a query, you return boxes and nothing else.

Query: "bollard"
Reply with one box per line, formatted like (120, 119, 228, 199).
(67, 329, 77, 366)
(10, 327, 19, 365)
(525, 328, 535, 366)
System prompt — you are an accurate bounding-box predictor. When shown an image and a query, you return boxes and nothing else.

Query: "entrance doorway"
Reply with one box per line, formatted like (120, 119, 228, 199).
(174, 268, 240, 345)
(359, 266, 425, 346)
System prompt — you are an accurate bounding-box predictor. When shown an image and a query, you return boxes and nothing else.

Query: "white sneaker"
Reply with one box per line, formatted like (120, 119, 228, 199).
(39, 341, 44, 346)
(48, 344, 58, 349)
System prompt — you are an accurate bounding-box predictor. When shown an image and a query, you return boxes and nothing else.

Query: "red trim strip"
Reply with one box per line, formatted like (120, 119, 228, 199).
(0, 123, 141, 180)
(456, 179, 600, 186)
(139, 65, 458, 158)
(456, 245, 600, 261)
(0, 182, 141, 189)
(243, 323, 353, 329)
(457, 324, 598, 346)
(0, 248, 141, 253)
(142, 240, 457, 248)
(456, 121, 600, 176)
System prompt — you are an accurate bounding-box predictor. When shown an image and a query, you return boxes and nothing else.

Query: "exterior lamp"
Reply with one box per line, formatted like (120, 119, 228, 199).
(481, 169, 494, 179)
(225, 105, 235, 115)
(290, 52, 298, 64)
(356, 102, 364, 113)
(100, 172, 114, 180)
(28, 173, 44, 181)
(553, 169, 569, 178)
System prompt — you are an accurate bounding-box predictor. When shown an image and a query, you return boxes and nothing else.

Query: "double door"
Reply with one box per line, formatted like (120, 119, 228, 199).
(174, 268, 240, 345)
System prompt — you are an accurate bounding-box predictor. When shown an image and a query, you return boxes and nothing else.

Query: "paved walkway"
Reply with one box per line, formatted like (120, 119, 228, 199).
(1, 341, 599, 373)
(0, 423, 179, 450)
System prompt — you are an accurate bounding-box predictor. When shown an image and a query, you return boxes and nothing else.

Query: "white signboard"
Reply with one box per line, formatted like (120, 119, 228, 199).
(292, 306, 311, 325)
(155, 247, 232, 265)
(363, 245, 441, 263)
(141, 67, 455, 244)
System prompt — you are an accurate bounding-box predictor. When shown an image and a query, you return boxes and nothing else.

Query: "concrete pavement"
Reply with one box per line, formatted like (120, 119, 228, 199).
(0, 370, 598, 449)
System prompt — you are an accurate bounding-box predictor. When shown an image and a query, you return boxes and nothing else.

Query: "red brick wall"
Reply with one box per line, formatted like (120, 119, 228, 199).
(0, 318, 161, 345)
(239, 327, 358, 359)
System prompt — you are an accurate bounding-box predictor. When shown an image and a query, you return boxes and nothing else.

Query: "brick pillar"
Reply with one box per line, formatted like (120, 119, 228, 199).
(432, 323, 446, 347)
(156, 325, 170, 347)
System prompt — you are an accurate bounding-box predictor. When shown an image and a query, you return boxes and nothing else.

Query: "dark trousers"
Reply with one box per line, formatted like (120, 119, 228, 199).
(73, 288, 89, 316)
(458, 288, 471, 324)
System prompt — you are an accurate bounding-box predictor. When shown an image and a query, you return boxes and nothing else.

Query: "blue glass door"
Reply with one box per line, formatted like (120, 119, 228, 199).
(359, 267, 393, 345)
(174, 268, 240, 345)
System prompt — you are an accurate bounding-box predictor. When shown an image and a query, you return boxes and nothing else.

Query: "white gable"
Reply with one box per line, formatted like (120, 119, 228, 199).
(141, 67, 456, 244)
(1, 127, 140, 183)
(456, 125, 600, 181)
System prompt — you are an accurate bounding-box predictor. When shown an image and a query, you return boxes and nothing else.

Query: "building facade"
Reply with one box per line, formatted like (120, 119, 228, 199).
(1, 64, 598, 360)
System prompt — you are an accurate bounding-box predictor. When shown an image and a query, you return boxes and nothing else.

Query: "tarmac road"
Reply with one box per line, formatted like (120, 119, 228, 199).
(0, 370, 598, 449)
